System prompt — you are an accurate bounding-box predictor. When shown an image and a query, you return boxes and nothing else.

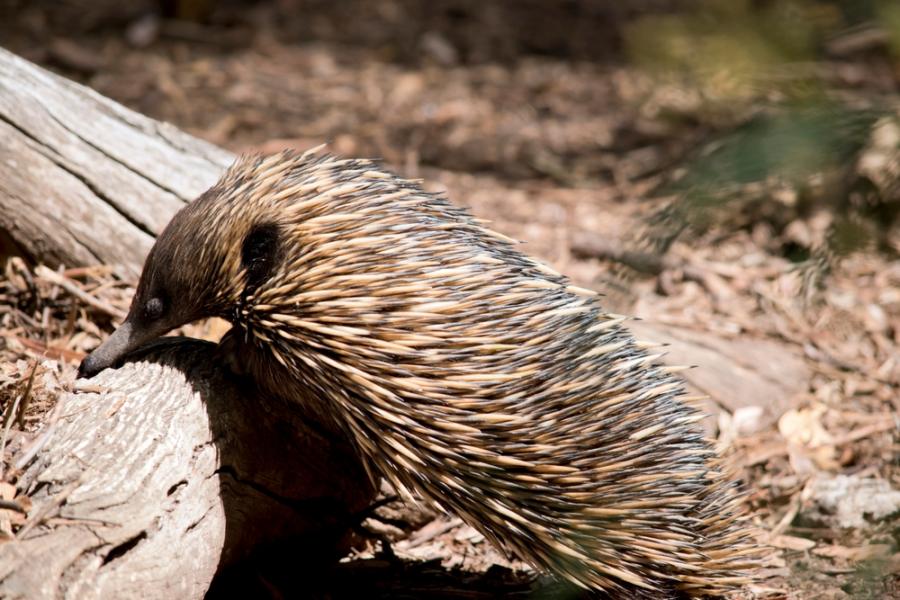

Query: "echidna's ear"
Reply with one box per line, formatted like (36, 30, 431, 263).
(241, 222, 281, 294)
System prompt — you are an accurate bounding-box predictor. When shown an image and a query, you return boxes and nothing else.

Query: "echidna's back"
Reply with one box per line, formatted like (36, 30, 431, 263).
(233, 152, 761, 597)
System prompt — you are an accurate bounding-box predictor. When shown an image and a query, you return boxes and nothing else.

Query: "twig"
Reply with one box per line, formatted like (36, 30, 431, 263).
(769, 490, 804, 537)
(34, 265, 126, 321)
(829, 420, 899, 446)
(16, 360, 38, 430)
(73, 381, 106, 394)
(13, 394, 68, 472)
(742, 420, 898, 467)
(399, 517, 463, 550)
(569, 234, 679, 275)
(0, 499, 27, 514)
(10, 336, 85, 363)
(62, 265, 115, 279)
(0, 387, 23, 481)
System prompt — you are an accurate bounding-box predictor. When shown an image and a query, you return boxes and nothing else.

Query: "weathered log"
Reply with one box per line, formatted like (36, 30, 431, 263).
(0, 339, 374, 600)
(0, 46, 231, 278)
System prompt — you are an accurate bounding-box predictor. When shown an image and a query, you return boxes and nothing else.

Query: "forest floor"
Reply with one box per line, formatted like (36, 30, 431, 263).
(0, 2, 898, 598)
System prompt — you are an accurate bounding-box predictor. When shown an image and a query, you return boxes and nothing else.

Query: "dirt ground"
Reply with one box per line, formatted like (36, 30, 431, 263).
(0, 1, 898, 598)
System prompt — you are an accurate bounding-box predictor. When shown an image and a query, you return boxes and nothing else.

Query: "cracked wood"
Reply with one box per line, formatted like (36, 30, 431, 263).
(0, 340, 373, 600)
(0, 47, 232, 278)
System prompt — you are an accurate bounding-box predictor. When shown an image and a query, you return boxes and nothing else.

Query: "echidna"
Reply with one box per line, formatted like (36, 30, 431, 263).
(80, 149, 761, 597)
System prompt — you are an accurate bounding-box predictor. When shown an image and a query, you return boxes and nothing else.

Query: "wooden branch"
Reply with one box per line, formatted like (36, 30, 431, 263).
(0, 47, 232, 278)
(570, 232, 678, 275)
(0, 339, 374, 600)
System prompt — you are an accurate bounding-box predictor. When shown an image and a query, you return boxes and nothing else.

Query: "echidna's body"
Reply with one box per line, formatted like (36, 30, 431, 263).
(80, 150, 760, 597)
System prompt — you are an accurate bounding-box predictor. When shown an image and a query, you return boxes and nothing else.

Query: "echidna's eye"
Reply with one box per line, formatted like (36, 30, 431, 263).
(241, 222, 281, 294)
(143, 297, 165, 321)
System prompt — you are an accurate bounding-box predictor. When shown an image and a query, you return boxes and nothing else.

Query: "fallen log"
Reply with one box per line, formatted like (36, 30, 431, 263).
(0, 46, 231, 278)
(0, 339, 374, 600)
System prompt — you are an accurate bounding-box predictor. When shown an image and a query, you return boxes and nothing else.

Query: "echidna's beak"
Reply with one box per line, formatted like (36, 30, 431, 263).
(78, 320, 155, 379)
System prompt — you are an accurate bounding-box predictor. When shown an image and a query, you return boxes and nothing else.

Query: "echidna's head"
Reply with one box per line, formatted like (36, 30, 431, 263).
(79, 148, 530, 383)
(78, 155, 284, 378)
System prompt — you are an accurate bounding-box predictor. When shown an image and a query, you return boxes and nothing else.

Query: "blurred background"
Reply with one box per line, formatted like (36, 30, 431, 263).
(3, 1, 899, 281)
(0, 1, 898, 598)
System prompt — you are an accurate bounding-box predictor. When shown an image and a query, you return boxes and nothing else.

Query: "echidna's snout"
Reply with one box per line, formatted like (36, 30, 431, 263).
(78, 310, 177, 378)
(78, 320, 141, 378)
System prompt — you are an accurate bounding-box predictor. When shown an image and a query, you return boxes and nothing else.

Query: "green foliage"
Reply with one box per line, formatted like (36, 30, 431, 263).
(620, 0, 900, 275)
(878, 1, 900, 57)
(624, 0, 842, 101)
(670, 104, 882, 192)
